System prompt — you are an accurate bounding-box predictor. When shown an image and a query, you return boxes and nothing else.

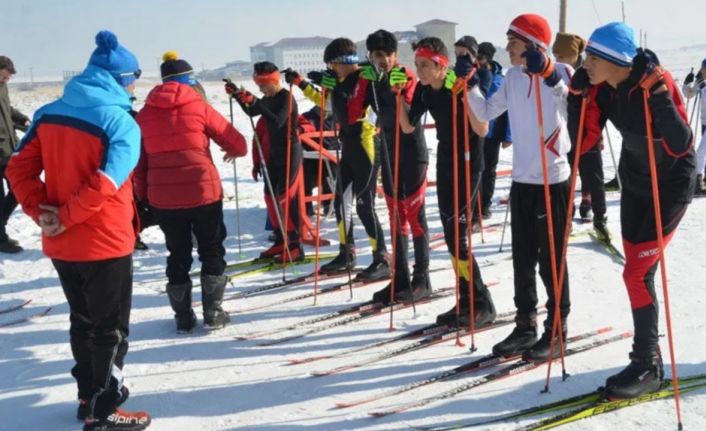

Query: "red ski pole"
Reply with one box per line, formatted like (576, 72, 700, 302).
(544, 92, 588, 390)
(643, 87, 684, 429)
(313, 88, 328, 304)
(461, 83, 477, 351)
(531, 74, 567, 389)
(451, 80, 465, 348)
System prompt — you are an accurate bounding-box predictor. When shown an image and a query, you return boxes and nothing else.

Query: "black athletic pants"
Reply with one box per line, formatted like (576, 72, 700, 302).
(0, 164, 18, 242)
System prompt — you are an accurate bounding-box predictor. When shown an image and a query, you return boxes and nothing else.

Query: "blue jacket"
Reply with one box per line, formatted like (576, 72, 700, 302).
(486, 61, 512, 143)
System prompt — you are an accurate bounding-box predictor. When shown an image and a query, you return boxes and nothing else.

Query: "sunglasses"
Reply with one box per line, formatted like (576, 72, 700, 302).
(119, 69, 142, 79)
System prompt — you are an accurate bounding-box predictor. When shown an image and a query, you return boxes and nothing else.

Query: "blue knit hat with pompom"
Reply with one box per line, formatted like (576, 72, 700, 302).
(88, 30, 140, 86)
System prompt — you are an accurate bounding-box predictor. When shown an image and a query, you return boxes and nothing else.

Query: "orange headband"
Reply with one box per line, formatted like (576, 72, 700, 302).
(414, 47, 449, 67)
(253, 71, 281, 86)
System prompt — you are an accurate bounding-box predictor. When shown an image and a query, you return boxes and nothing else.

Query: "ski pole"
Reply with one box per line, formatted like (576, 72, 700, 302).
(461, 82, 477, 351)
(476, 192, 485, 243)
(365, 61, 415, 327)
(531, 74, 567, 389)
(242, 96, 296, 268)
(450, 79, 465, 348)
(604, 124, 622, 191)
(312, 89, 328, 305)
(643, 87, 684, 430)
(684, 68, 694, 121)
(498, 195, 510, 252)
(280, 83, 295, 280)
(544, 92, 589, 391)
(224, 80, 244, 258)
(687, 76, 699, 128)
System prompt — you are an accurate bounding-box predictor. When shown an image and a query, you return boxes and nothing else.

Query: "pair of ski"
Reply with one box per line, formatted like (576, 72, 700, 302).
(352, 328, 631, 417)
(0, 305, 53, 328)
(236, 287, 459, 346)
(0, 299, 32, 314)
(416, 373, 706, 431)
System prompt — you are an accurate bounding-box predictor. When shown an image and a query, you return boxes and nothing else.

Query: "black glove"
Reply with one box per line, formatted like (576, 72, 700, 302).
(570, 67, 591, 94)
(454, 54, 474, 78)
(684, 71, 695, 86)
(629, 48, 661, 83)
(307, 69, 337, 89)
(283, 68, 303, 86)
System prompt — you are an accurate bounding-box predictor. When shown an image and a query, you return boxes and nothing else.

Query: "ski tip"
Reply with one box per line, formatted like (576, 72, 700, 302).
(288, 356, 328, 365)
(369, 411, 391, 418)
(310, 370, 331, 377)
(596, 326, 613, 334)
(334, 401, 354, 409)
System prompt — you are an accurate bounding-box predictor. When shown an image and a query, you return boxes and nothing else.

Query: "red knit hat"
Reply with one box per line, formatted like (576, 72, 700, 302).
(507, 14, 552, 51)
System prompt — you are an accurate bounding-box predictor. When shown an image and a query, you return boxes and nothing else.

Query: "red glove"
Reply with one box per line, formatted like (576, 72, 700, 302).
(252, 164, 261, 181)
(235, 89, 255, 105)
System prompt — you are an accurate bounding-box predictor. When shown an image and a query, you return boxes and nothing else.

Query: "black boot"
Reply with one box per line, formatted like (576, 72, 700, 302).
(201, 275, 230, 329)
(166, 281, 197, 334)
(593, 215, 611, 243)
(522, 318, 567, 362)
(0, 235, 22, 253)
(604, 177, 620, 192)
(604, 350, 664, 399)
(436, 280, 496, 328)
(319, 244, 356, 274)
(578, 196, 592, 220)
(492, 314, 538, 357)
(355, 249, 390, 281)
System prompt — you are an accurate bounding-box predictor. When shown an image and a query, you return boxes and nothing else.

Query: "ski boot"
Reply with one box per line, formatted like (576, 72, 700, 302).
(201, 274, 230, 329)
(604, 350, 664, 399)
(83, 408, 151, 431)
(522, 318, 567, 362)
(578, 195, 592, 221)
(492, 314, 538, 357)
(319, 244, 356, 274)
(355, 249, 390, 282)
(593, 215, 611, 243)
(78, 386, 130, 421)
(166, 281, 197, 334)
(436, 280, 496, 328)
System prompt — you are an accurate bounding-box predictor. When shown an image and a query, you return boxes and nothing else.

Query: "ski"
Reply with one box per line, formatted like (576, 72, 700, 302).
(517, 378, 706, 431)
(335, 326, 606, 409)
(416, 373, 706, 431)
(588, 231, 625, 264)
(368, 330, 632, 417)
(288, 296, 511, 367)
(191, 251, 338, 276)
(254, 288, 457, 346)
(0, 299, 32, 315)
(0, 306, 53, 328)
(313, 308, 519, 378)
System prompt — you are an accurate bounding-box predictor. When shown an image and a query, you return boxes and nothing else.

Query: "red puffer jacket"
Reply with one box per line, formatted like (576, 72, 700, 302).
(135, 82, 247, 209)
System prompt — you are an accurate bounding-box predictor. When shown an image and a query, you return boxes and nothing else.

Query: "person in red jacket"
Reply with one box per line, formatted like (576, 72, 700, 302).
(7, 30, 151, 431)
(135, 51, 247, 333)
(226, 61, 305, 261)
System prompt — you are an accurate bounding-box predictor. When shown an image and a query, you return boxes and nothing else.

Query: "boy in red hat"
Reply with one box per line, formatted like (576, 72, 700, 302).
(467, 14, 573, 361)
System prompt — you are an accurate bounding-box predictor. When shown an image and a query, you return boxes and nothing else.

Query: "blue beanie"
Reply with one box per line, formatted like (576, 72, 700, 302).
(586, 22, 637, 67)
(88, 30, 140, 86)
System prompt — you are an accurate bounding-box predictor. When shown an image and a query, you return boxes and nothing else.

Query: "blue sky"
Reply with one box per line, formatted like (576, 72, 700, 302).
(2, 0, 705, 78)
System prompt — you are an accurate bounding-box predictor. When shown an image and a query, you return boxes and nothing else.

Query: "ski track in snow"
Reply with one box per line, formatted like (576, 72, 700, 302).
(1, 67, 705, 431)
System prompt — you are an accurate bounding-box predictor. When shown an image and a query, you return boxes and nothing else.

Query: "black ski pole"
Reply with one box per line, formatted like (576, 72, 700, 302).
(223, 79, 244, 258)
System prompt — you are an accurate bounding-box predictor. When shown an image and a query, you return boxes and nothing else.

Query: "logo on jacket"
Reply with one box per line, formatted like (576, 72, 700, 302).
(544, 127, 561, 157)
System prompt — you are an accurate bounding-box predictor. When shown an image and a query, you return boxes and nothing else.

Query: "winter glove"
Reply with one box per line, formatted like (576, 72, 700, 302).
(522, 44, 560, 87)
(283, 68, 303, 86)
(389, 67, 408, 88)
(359, 62, 382, 81)
(630, 48, 666, 94)
(234, 89, 256, 105)
(307, 69, 337, 90)
(224, 81, 238, 96)
(454, 54, 474, 79)
(684, 71, 695, 86)
(569, 67, 591, 95)
(444, 70, 458, 91)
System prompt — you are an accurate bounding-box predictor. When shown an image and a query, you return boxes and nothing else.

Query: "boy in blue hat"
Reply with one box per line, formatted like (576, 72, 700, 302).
(7, 30, 151, 430)
(568, 22, 695, 399)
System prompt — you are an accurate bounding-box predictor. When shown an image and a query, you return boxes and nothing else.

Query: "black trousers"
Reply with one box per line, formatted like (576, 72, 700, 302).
(568, 148, 606, 218)
(52, 255, 132, 417)
(0, 164, 18, 241)
(437, 160, 485, 291)
(510, 181, 571, 326)
(155, 200, 227, 284)
(480, 137, 502, 210)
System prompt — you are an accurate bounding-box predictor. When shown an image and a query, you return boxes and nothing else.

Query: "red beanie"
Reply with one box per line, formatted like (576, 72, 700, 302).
(507, 14, 552, 51)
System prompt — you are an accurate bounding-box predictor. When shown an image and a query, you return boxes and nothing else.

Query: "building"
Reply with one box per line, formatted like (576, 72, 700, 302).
(414, 19, 458, 57)
(197, 60, 252, 81)
(250, 37, 333, 74)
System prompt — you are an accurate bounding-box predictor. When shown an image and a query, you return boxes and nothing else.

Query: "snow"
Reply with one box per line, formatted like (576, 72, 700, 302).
(1, 63, 705, 431)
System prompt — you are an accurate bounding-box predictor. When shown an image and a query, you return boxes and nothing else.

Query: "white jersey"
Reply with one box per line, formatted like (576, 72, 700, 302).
(681, 80, 706, 127)
(467, 63, 573, 185)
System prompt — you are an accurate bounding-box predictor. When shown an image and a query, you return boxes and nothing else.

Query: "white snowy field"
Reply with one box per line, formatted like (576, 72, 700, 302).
(1, 65, 706, 431)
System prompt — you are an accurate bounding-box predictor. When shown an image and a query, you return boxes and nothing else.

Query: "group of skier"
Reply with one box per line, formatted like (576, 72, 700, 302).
(2, 8, 703, 431)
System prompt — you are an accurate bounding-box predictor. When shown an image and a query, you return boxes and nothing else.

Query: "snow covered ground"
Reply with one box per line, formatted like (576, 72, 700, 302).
(1, 63, 705, 431)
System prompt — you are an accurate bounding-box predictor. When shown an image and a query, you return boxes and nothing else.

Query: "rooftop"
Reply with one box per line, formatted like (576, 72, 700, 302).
(414, 19, 458, 27)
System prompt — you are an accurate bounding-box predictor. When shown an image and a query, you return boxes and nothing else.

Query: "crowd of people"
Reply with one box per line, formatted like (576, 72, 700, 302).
(1, 11, 703, 430)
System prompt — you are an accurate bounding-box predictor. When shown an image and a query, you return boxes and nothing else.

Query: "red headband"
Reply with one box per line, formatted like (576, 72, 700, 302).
(414, 47, 449, 67)
(253, 71, 281, 86)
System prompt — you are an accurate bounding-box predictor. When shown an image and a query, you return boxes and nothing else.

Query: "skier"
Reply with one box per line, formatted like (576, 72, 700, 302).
(682, 58, 706, 194)
(472, 42, 513, 220)
(568, 22, 695, 399)
(0, 55, 30, 253)
(396, 36, 497, 328)
(284, 38, 390, 282)
(6, 31, 151, 430)
(136, 51, 247, 332)
(358, 29, 432, 305)
(466, 14, 573, 361)
(226, 61, 305, 261)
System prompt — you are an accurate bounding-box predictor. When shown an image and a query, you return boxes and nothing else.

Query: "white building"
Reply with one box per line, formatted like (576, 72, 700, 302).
(250, 37, 333, 74)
